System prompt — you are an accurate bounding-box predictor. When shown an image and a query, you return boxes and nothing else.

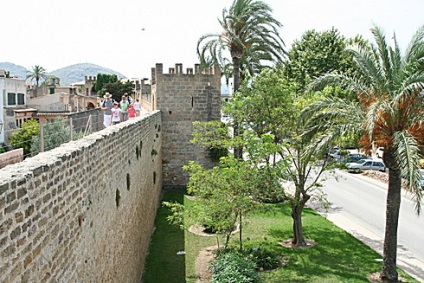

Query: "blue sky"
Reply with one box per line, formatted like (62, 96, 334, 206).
(1, 0, 422, 78)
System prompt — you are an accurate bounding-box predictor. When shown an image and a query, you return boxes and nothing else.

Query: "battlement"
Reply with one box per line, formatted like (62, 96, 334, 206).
(84, 76, 97, 82)
(151, 63, 219, 85)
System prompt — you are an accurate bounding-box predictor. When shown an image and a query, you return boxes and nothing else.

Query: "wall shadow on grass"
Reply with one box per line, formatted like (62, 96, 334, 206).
(142, 188, 186, 283)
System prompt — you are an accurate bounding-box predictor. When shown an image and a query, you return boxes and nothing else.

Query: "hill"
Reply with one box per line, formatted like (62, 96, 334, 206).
(0, 62, 127, 86)
(50, 63, 126, 86)
(0, 62, 28, 79)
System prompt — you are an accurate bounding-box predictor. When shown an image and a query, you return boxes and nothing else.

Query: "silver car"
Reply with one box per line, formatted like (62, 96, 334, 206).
(347, 160, 386, 172)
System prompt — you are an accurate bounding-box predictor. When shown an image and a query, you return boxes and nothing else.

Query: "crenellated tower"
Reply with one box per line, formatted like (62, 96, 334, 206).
(150, 63, 221, 189)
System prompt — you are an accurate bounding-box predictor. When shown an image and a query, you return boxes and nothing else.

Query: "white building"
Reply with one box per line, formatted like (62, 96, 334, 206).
(0, 70, 29, 144)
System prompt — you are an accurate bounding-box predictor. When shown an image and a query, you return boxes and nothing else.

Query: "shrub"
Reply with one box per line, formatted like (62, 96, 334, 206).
(215, 247, 282, 272)
(247, 247, 282, 271)
(0, 143, 8, 154)
(210, 252, 262, 283)
(31, 118, 70, 156)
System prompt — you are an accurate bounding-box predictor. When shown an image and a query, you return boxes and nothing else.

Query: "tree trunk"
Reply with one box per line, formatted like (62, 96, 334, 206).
(291, 193, 310, 247)
(239, 211, 243, 250)
(233, 56, 240, 93)
(232, 55, 243, 159)
(381, 154, 402, 283)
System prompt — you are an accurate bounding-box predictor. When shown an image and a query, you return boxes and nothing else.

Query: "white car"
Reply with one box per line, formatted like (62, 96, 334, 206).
(347, 160, 386, 172)
(345, 158, 372, 168)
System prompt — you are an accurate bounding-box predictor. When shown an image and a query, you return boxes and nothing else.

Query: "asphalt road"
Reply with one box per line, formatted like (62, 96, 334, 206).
(317, 170, 424, 282)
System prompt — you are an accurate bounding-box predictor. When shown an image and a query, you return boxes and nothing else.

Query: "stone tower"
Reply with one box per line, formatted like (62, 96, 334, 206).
(151, 63, 221, 189)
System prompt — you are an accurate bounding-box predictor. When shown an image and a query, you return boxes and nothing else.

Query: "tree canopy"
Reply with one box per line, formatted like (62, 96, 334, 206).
(95, 74, 134, 101)
(283, 28, 367, 96)
(197, 0, 285, 90)
(26, 65, 47, 87)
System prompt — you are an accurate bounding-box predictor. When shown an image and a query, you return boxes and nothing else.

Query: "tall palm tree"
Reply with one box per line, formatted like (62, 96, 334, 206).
(303, 25, 424, 282)
(26, 65, 47, 87)
(197, 0, 285, 158)
(197, 0, 285, 92)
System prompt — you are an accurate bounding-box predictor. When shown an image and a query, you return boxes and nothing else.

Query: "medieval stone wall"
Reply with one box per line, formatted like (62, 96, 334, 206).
(0, 111, 163, 282)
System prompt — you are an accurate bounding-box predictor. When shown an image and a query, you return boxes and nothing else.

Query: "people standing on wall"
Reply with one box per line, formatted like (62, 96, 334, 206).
(111, 101, 121, 125)
(128, 103, 136, 119)
(134, 99, 141, 116)
(101, 92, 114, 127)
(124, 93, 132, 104)
(120, 95, 129, 121)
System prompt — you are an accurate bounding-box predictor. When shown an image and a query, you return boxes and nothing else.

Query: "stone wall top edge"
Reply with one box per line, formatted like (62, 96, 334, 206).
(0, 111, 162, 183)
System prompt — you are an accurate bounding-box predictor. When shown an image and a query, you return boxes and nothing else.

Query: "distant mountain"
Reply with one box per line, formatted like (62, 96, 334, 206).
(0, 62, 28, 79)
(0, 62, 127, 86)
(50, 63, 126, 86)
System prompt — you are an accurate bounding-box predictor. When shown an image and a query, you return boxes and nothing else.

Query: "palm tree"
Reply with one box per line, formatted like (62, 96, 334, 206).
(304, 25, 424, 282)
(197, 0, 285, 92)
(26, 65, 47, 87)
(197, 0, 285, 158)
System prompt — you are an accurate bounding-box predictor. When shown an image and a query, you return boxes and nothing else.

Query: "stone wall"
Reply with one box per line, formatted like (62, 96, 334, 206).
(0, 149, 23, 169)
(151, 63, 221, 188)
(0, 111, 163, 282)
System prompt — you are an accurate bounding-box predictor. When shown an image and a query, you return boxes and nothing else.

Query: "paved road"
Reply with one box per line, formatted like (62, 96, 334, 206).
(317, 170, 424, 282)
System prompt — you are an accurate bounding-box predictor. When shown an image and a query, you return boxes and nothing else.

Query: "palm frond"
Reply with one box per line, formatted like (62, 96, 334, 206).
(404, 24, 424, 65)
(393, 131, 422, 214)
(370, 25, 393, 84)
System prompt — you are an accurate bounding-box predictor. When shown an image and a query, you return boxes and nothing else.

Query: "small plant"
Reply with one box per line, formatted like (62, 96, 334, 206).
(246, 247, 282, 271)
(210, 252, 262, 283)
(0, 143, 8, 154)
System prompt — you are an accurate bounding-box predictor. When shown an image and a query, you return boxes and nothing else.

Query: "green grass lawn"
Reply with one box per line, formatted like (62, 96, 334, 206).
(141, 188, 419, 283)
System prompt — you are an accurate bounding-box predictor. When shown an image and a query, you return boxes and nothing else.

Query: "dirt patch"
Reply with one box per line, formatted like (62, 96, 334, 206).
(188, 224, 217, 237)
(362, 171, 389, 184)
(188, 224, 240, 237)
(279, 238, 316, 248)
(367, 272, 407, 283)
(195, 246, 218, 283)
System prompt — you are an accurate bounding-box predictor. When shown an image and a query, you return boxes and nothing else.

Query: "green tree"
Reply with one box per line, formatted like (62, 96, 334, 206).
(30, 118, 71, 156)
(304, 25, 424, 282)
(197, 0, 285, 91)
(26, 65, 47, 87)
(226, 69, 330, 247)
(94, 74, 132, 101)
(284, 28, 367, 95)
(10, 119, 40, 157)
(197, 0, 285, 159)
(166, 121, 280, 250)
(95, 73, 104, 92)
(164, 157, 266, 250)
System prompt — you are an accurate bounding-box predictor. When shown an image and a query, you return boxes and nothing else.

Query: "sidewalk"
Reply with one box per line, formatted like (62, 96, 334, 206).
(322, 170, 424, 282)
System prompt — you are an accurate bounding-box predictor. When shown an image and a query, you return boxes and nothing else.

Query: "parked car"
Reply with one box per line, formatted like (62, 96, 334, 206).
(330, 148, 363, 161)
(329, 150, 343, 160)
(345, 158, 372, 168)
(376, 147, 384, 158)
(345, 154, 368, 164)
(347, 159, 386, 172)
(420, 170, 424, 190)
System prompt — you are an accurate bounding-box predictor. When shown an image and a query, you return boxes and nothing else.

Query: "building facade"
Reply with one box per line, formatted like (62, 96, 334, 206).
(0, 72, 29, 144)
